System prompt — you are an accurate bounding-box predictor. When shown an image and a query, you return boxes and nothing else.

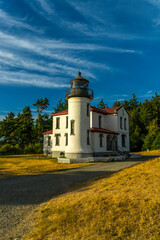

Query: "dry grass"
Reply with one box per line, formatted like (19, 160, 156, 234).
(131, 150, 160, 155)
(25, 157, 160, 240)
(0, 155, 95, 179)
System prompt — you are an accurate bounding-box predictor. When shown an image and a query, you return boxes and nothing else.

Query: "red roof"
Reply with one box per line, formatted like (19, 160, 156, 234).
(42, 130, 53, 135)
(51, 110, 68, 116)
(90, 127, 119, 135)
(50, 107, 120, 117)
(103, 107, 119, 114)
(90, 106, 119, 115)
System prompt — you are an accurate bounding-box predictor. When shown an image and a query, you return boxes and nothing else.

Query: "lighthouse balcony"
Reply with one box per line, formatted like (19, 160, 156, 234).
(66, 88, 93, 100)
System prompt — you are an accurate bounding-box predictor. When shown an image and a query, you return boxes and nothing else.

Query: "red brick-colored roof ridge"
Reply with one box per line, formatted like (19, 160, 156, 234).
(90, 127, 119, 135)
(103, 107, 119, 114)
(50, 106, 120, 116)
(42, 130, 53, 135)
(90, 106, 107, 115)
(51, 109, 68, 116)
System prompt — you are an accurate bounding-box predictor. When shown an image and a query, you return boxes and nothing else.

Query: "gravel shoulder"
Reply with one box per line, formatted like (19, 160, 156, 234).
(0, 156, 157, 240)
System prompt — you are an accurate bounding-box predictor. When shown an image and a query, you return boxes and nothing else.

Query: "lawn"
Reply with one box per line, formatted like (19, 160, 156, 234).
(0, 155, 95, 179)
(131, 149, 160, 155)
(25, 157, 160, 240)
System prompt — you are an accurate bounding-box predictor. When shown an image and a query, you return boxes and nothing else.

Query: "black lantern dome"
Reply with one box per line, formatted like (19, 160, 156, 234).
(66, 72, 93, 100)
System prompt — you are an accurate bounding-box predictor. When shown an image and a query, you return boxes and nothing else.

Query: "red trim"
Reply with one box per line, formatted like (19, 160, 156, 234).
(42, 130, 53, 135)
(51, 110, 68, 116)
(90, 127, 119, 135)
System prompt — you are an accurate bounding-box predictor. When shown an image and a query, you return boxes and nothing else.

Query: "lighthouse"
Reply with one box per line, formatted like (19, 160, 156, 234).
(65, 72, 94, 158)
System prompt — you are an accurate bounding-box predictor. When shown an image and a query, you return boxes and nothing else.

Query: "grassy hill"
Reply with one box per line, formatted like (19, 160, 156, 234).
(25, 157, 160, 240)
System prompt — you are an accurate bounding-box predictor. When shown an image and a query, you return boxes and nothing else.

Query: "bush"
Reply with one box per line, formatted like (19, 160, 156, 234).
(24, 143, 43, 154)
(152, 132, 160, 150)
(0, 144, 22, 155)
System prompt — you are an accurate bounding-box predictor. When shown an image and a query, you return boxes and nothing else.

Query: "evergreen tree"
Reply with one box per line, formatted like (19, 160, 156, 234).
(97, 99, 108, 109)
(113, 100, 121, 107)
(15, 106, 34, 148)
(54, 98, 68, 113)
(142, 118, 159, 150)
(33, 98, 49, 143)
(129, 94, 139, 111)
(0, 112, 16, 145)
(139, 99, 153, 129)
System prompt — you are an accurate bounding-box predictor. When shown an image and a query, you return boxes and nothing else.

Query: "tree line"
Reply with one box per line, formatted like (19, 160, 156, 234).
(0, 93, 160, 154)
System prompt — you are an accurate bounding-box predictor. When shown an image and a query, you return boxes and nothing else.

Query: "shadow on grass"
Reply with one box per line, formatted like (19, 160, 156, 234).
(0, 155, 157, 206)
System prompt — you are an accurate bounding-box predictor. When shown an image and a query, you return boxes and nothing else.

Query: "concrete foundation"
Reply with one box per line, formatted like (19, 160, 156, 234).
(65, 152, 93, 159)
(58, 155, 126, 163)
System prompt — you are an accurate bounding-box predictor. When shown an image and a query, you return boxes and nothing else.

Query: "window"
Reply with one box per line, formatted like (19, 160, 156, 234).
(71, 120, 75, 135)
(56, 117, 60, 129)
(122, 134, 126, 147)
(87, 130, 90, 145)
(55, 134, 60, 146)
(48, 136, 51, 146)
(87, 103, 90, 116)
(107, 135, 112, 151)
(65, 133, 68, 146)
(124, 118, 127, 130)
(99, 134, 103, 147)
(66, 116, 68, 128)
(120, 117, 123, 129)
(99, 115, 102, 128)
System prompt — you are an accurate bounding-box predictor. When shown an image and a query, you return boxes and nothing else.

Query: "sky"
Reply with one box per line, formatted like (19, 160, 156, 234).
(0, 0, 160, 120)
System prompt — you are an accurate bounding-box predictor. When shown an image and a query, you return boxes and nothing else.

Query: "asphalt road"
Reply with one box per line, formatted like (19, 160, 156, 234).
(0, 156, 157, 240)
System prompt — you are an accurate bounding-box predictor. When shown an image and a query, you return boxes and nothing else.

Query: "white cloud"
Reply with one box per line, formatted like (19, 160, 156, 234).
(147, 90, 153, 94)
(0, 9, 42, 33)
(0, 114, 6, 120)
(0, 70, 70, 88)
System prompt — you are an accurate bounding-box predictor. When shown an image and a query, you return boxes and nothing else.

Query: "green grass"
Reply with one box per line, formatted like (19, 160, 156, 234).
(25, 157, 160, 240)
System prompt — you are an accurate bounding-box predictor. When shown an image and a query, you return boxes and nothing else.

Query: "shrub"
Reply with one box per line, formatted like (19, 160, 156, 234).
(0, 144, 22, 155)
(24, 143, 43, 154)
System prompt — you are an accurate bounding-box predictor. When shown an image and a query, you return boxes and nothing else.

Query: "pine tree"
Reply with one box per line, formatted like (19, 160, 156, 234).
(33, 98, 49, 143)
(54, 98, 68, 113)
(0, 112, 16, 145)
(113, 100, 121, 107)
(97, 99, 108, 109)
(15, 106, 34, 148)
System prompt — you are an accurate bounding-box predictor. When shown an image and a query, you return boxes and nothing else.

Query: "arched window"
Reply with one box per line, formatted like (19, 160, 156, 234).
(120, 117, 123, 129)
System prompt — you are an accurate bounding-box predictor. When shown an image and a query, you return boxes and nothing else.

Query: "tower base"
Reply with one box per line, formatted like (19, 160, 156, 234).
(65, 152, 93, 159)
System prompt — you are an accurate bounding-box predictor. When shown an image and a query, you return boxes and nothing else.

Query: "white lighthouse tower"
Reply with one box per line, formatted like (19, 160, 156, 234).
(65, 72, 94, 159)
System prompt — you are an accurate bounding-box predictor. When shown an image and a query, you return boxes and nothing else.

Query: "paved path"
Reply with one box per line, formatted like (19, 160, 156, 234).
(0, 156, 157, 239)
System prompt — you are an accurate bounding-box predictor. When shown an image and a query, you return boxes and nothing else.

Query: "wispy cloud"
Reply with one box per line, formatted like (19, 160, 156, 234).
(0, 29, 141, 88)
(147, 90, 153, 94)
(0, 70, 70, 88)
(0, 9, 42, 33)
(0, 114, 6, 120)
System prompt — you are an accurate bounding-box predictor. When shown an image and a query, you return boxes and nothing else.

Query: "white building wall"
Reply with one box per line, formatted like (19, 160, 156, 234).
(43, 134, 53, 155)
(90, 112, 104, 128)
(117, 107, 130, 152)
(104, 114, 117, 132)
(52, 114, 68, 153)
(65, 97, 93, 157)
(91, 132, 107, 153)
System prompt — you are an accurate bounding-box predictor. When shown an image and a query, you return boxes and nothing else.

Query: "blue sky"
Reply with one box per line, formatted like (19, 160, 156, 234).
(0, 0, 160, 119)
